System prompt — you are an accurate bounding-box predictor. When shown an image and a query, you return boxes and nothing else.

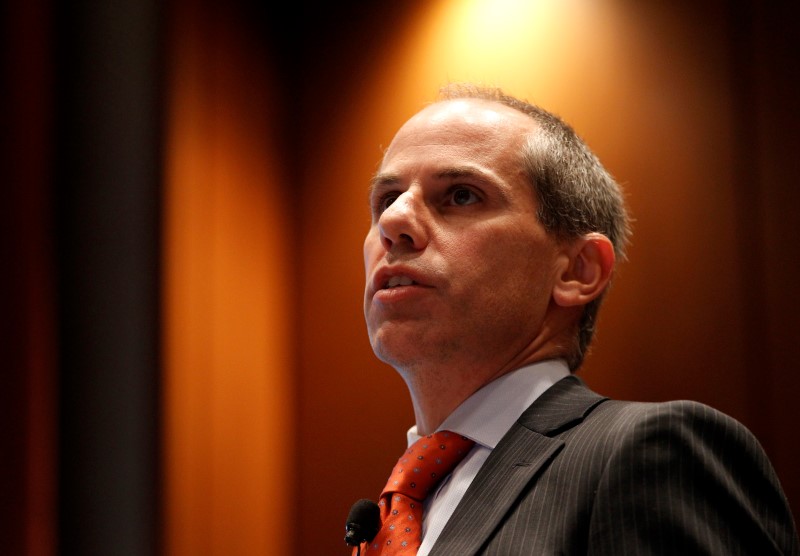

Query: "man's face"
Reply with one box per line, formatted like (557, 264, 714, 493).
(363, 99, 563, 375)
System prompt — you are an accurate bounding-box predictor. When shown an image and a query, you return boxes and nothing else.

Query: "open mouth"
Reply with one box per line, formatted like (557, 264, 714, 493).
(384, 276, 417, 289)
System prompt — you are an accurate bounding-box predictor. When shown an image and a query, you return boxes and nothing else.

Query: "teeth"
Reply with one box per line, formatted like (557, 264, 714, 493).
(386, 275, 414, 288)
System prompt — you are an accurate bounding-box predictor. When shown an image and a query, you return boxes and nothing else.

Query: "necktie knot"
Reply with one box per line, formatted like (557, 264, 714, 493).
(358, 430, 475, 555)
(382, 431, 475, 502)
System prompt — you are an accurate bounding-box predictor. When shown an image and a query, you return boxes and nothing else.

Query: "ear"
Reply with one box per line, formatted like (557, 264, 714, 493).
(552, 233, 616, 307)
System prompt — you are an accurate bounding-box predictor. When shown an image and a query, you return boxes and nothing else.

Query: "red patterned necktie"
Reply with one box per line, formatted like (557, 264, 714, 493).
(358, 430, 475, 555)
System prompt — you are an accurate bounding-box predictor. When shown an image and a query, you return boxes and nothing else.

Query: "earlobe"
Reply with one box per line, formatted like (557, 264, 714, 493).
(552, 233, 615, 307)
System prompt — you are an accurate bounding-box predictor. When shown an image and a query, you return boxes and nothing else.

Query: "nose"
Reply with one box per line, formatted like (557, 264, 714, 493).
(378, 189, 428, 252)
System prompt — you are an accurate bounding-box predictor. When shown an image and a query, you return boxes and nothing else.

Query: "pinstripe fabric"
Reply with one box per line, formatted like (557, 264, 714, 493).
(429, 375, 799, 555)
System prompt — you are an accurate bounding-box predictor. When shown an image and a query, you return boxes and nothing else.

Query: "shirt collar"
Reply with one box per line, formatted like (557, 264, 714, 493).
(406, 359, 571, 449)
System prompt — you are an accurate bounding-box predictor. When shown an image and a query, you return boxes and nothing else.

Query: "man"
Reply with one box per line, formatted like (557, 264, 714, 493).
(357, 82, 799, 554)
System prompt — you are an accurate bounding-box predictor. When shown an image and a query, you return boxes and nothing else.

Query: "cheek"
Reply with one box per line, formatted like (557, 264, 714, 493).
(464, 230, 556, 298)
(470, 227, 542, 269)
(363, 231, 380, 274)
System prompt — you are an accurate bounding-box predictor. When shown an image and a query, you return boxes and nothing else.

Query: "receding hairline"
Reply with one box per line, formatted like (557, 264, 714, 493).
(372, 96, 542, 182)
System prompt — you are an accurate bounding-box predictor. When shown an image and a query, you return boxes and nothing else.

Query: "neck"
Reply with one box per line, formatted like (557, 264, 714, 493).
(403, 370, 477, 436)
(390, 308, 579, 435)
(399, 342, 568, 436)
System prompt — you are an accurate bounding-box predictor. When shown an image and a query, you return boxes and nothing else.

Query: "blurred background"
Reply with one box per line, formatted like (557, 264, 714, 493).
(3, 0, 799, 554)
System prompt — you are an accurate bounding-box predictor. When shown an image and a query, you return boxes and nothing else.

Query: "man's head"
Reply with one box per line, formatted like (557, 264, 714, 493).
(363, 84, 630, 378)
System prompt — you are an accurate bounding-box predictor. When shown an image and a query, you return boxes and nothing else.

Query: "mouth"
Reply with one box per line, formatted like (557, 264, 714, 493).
(383, 275, 417, 289)
(370, 266, 428, 297)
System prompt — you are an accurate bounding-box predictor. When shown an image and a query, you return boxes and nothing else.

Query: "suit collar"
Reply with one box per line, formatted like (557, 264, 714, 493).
(428, 375, 607, 556)
(517, 374, 608, 435)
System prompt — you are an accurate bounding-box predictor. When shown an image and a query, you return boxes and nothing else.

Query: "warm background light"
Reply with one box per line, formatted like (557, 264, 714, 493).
(163, 4, 294, 555)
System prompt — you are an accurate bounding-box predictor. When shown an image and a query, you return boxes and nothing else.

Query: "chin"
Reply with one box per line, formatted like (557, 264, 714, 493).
(370, 334, 420, 369)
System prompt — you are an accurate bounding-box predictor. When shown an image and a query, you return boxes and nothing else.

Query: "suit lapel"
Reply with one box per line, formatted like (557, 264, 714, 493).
(516, 375, 608, 435)
(428, 375, 608, 555)
(428, 424, 563, 555)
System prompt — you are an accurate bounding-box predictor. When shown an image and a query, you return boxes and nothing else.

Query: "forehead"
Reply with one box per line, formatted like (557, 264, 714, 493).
(380, 99, 536, 172)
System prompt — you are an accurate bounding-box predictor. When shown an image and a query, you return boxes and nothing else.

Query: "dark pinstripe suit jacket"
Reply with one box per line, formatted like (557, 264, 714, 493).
(428, 375, 799, 555)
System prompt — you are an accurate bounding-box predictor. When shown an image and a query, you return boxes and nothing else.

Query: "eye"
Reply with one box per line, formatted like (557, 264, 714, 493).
(373, 192, 400, 215)
(448, 187, 480, 206)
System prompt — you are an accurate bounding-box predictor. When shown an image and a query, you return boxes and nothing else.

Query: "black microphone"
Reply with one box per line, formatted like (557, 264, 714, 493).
(344, 499, 380, 549)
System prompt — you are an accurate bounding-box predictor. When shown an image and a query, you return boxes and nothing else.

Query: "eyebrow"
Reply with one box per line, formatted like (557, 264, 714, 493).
(369, 166, 487, 194)
(369, 173, 400, 193)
